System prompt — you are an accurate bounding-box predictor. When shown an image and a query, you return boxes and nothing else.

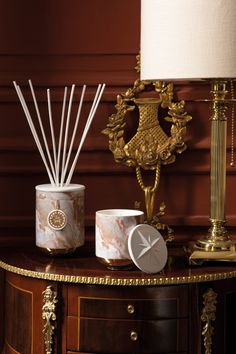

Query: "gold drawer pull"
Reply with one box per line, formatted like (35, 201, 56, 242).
(127, 304, 135, 314)
(130, 331, 138, 341)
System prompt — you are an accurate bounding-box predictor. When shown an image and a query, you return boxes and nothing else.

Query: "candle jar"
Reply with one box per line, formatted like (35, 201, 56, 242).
(95, 209, 144, 269)
(36, 184, 85, 255)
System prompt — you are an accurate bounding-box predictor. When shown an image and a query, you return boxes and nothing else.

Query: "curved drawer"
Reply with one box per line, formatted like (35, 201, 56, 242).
(68, 285, 188, 319)
(79, 297, 183, 319)
(67, 316, 188, 353)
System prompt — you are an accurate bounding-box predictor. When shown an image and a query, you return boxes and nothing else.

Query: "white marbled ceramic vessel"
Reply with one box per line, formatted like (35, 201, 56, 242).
(36, 184, 85, 255)
(95, 209, 144, 268)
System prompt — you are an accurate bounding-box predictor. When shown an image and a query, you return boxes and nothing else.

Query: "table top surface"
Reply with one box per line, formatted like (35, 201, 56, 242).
(1, 245, 236, 286)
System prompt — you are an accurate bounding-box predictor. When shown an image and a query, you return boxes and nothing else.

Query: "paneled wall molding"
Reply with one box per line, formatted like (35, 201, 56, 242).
(0, 136, 214, 152)
(1, 214, 236, 233)
(0, 0, 235, 245)
(2, 145, 236, 176)
(0, 81, 217, 104)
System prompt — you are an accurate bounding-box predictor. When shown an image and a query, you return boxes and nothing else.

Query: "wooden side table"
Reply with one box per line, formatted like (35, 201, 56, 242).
(0, 246, 236, 354)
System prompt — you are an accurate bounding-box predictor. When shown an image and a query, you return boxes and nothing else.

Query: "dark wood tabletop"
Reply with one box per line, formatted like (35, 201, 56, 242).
(1, 244, 236, 286)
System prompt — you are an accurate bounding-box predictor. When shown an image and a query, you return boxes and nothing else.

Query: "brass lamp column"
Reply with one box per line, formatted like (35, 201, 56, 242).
(140, 0, 236, 263)
(196, 80, 234, 251)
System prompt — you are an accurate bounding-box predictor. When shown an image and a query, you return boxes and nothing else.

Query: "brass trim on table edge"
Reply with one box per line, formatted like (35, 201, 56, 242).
(1, 260, 236, 286)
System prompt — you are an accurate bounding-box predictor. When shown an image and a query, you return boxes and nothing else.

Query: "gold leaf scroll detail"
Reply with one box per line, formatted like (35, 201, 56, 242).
(201, 288, 217, 354)
(42, 285, 58, 354)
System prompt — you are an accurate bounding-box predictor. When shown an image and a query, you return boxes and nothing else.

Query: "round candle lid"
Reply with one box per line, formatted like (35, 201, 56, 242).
(128, 224, 168, 274)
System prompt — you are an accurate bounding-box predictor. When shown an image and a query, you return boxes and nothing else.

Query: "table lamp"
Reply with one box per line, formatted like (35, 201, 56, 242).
(140, 0, 236, 264)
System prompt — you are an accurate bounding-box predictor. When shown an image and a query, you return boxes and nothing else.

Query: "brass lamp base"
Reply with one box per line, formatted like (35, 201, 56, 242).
(188, 220, 236, 265)
(195, 238, 235, 252)
(188, 243, 236, 265)
(195, 219, 234, 251)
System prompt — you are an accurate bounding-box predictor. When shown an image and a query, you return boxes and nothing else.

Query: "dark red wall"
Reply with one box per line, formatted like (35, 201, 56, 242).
(0, 0, 235, 246)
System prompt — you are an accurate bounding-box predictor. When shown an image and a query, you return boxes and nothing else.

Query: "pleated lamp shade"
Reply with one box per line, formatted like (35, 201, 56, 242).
(140, 0, 236, 81)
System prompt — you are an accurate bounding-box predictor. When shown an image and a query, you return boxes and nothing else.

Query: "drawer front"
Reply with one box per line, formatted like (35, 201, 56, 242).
(68, 285, 188, 319)
(67, 316, 188, 353)
(80, 297, 180, 319)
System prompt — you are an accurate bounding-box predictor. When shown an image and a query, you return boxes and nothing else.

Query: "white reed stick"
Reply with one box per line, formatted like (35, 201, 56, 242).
(47, 89, 58, 185)
(13, 81, 55, 185)
(56, 86, 68, 186)
(28, 80, 57, 184)
(61, 85, 86, 186)
(65, 83, 105, 185)
(14, 81, 105, 187)
(60, 84, 75, 186)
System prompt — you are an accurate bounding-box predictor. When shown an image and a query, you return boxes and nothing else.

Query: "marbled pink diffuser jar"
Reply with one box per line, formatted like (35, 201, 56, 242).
(36, 184, 85, 255)
(96, 209, 144, 269)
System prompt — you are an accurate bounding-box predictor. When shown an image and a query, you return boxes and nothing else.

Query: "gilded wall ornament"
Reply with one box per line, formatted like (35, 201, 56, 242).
(102, 62, 191, 238)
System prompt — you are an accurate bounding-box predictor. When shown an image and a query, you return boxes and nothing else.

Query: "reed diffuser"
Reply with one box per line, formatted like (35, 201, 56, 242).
(14, 80, 105, 255)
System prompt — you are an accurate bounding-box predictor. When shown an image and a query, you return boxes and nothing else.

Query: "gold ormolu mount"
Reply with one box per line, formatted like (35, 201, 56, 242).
(102, 78, 191, 240)
(42, 285, 57, 354)
(189, 80, 236, 265)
